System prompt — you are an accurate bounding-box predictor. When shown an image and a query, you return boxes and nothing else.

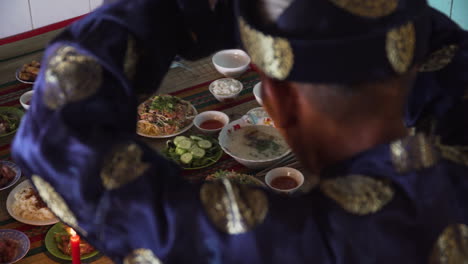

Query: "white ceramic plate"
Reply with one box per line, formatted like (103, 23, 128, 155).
(0, 161, 21, 191)
(6, 180, 59, 226)
(0, 229, 30, 264)
(136, 104, 198, 139)
(15, 68, 35, 84)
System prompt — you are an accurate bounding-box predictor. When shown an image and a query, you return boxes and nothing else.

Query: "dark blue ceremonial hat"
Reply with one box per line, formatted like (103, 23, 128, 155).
(236, 0, 433, 83)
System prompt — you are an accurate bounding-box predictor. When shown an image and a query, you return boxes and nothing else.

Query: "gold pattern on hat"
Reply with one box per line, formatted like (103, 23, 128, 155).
(31, 175, 86, 235)
(386, 22, 416, 74)
(239, 18, 294, 80)
(124, 249, 162, 264)
(124, 35, 138, 81)
(429, 224, 468, 264)
(100, 143, 150, 190)
(320, 174, 394, 215)
(200, 178, 268, 234)
(435, 138, 468, 167)
(420, 44, 459, 72)
(329, 0, 398, 18)
(43, 45, 102, 109)
(390, 133, 438, 173)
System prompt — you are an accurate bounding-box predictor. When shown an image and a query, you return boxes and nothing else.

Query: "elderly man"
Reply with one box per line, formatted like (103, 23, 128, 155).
(11, 0, 468, 263)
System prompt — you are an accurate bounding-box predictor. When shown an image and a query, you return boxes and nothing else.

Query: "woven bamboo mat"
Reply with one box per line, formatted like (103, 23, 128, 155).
(0, 57, 317, 264)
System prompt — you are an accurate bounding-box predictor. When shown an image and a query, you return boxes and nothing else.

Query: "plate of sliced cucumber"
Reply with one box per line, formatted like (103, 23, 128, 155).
(163, 134, 224, 170)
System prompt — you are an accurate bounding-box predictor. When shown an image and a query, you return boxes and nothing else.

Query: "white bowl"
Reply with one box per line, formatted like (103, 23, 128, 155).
(193, 111, 230, 134)
(19, 90, 33, 110)
(212, 49, 251, 77)
(253, 82, 263, 106)
(218, 118, 291, 169)
(265, 167, 304, 194)
(209, 78, 243, 102)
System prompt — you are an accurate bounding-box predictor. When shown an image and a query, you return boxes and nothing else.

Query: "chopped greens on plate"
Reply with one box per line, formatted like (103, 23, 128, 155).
(164, 135, 223, 169)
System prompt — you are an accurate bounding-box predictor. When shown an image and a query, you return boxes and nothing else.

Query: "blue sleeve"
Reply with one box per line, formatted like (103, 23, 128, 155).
(9, 1, 332, 263)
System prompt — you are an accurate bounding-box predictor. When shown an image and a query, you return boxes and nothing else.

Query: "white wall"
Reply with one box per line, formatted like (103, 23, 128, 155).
(0, 0, 104, 39)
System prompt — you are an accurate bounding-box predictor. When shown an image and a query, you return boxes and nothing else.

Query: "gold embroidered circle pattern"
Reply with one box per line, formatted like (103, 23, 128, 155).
(43, 45, 102, 109)
(429, 224, 468, 264)
(100, 143, 150, 190)
(419, 45, 459, 72)
(200, 179, 268, 234)
(390, 134, 438, 173)
(386, 22, 416, 74)
(320, 174, 394, 215)
(328, 0, 398, 18)
(124, 249, 162, 264)
(31, 175, 79, 229)
(239, 18, 294, 80)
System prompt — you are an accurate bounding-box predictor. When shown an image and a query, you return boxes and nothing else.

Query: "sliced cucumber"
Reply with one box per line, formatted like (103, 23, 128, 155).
(177, 139, 192, 150)
(174, 136, 189, 146)
(175, 147, 187, 155)
(190, 147, 206, 158)
(190, 135, 204, 141)
(197, 140, 212, 149)
(180, 153, 193, 164)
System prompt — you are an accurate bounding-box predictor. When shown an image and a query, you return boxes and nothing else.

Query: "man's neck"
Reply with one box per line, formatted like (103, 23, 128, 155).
(317, 117, 409, 171)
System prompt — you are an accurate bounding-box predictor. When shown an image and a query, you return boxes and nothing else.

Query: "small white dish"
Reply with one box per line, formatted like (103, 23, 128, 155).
(6, 180, 59, 226)
(212, 49, 251, 77)
(209, 78, 243, 102)
(19, 90, 33, 110)
(253, 82, 263, 106)
(193, 111, 230, 134)
(265, 167, 304, 194)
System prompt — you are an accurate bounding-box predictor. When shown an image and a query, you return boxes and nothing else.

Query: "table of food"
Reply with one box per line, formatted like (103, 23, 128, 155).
(0, 54, 317, 264)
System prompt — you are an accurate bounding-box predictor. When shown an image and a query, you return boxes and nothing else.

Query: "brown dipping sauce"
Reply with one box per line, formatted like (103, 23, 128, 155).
(200, 119, 224, 130)
(271, 176, 298, 190)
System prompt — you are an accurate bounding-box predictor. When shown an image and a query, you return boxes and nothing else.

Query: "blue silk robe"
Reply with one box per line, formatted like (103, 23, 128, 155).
(11, 0, 468, 263)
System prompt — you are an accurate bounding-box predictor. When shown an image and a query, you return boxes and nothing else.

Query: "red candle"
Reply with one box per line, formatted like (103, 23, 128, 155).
(70, 228, 81, 264)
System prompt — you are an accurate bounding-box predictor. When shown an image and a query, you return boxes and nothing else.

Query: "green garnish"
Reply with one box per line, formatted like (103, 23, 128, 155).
(150, 96, 180, 112)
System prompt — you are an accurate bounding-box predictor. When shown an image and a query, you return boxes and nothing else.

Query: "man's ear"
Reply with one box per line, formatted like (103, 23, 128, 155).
(261, 76, 299, 129)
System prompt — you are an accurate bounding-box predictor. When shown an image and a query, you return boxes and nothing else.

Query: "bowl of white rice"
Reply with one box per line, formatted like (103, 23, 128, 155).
(209, 78, 243, 102)
(6, 180, 58, 226)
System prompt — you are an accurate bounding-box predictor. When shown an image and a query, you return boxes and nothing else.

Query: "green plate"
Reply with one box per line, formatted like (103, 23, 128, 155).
(164, 135, 224, 170)
(45, 223, 99, 261)
(0, 107, 24, 138)
(184, 147, 223, 170)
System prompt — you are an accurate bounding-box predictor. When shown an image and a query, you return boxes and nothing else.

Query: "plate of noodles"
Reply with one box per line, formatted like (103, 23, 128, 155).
(6, 180, 59, 226)
(137, 95, 197, 138)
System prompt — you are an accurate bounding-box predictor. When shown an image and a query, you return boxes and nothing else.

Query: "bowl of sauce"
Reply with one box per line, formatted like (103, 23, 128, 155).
(19, 90, 33, 110)
(194, 111, 230, 135)
(265, 167, 304, 194)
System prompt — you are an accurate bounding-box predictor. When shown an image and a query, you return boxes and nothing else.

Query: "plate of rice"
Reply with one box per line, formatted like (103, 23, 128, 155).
(6, 180, 58, 226)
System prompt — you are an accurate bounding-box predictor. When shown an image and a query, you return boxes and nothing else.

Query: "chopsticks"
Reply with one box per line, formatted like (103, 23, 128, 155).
(255, 153, 302, 178)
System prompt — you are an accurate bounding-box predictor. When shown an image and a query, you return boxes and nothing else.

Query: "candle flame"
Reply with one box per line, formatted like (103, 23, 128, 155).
(69, 228, 77, 236)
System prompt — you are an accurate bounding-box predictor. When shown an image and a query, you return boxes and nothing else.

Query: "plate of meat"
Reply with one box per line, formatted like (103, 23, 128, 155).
(16, 60, 40, 84)
(0, 229, 30, 264)
(0, 161, 21, 191)
(45, 223, 99, 261)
